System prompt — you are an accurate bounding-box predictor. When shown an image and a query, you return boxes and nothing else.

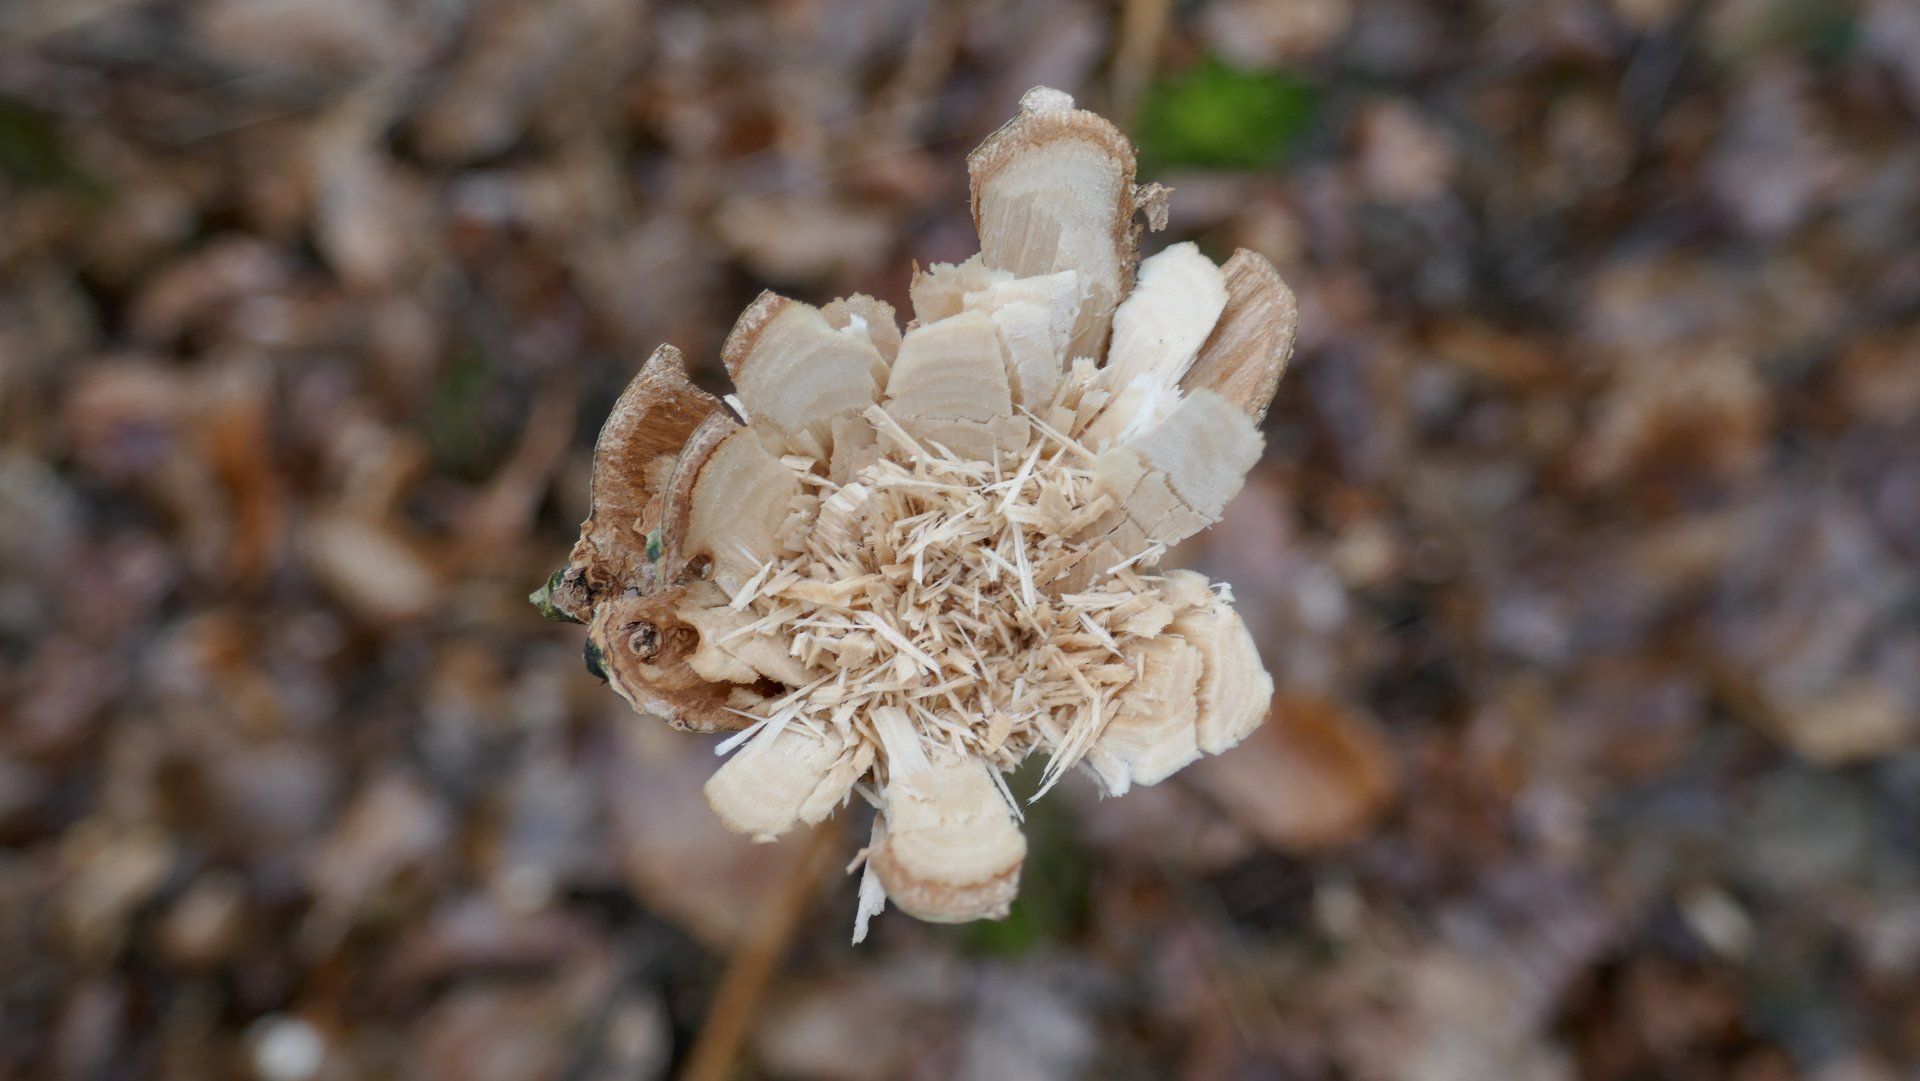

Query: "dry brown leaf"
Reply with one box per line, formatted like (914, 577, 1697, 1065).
(1193, 694, 1395, 852)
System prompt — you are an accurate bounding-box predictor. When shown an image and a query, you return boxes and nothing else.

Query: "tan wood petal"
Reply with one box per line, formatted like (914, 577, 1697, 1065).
(883, 311, 1013, 422)
(882, 311, 1025, 460)
(963, 270, 1080, 408)
(968, 87, 1139, 362)
(870, 757, 1026, 922)
(1088, 636, 1203, 794)
(670, 417, 801, 595)
(704, 726, 871, 842)
(1124, 469, 1212, 547)
(984, 301, 1065, 409)
(963, 269, 1081, 342)
(722, 291, 889, 455)
(1183, 249, 1298, 422)
(1164, 575, 1273, 754)
(1080, 446, 1207, 562)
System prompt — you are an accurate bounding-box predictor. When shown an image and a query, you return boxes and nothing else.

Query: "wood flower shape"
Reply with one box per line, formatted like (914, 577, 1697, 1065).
(536, 87, 1296, 938)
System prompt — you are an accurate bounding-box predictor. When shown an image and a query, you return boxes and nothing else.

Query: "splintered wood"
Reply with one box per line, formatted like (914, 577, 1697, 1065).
(543, 86, 1295, 935)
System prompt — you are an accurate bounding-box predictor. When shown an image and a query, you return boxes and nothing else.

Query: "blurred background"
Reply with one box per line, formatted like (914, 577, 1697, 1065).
(3, 0, 1919, 1078)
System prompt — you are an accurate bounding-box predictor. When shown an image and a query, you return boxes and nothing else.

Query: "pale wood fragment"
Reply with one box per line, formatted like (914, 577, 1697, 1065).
(1167, 580, 1273, 754)
(679, 602, 816, 687)
(1080, 243, 1230, 447)
(964, 269, 1081, 341)
(675, 422, 802, 595)
(1089, 636, 1203, 794)
(827, 412, 883, 482)
(704, 727, 868, 842)
(815, 482, 873, 556)
(969, 87, 1139, 361)
(983, 300, 1065, 409)
(908, 254, 1008, 324)
(722, 291, 888, 454)
(882, 311, 1027, 460)
(821, 293, 902, 363)
(1184, 249, 1298, 422)
(962, 270, 1079, 408)
(871, 757, 1026, 922)
(883, 311, 1013, 423)
(1125, 390, 1263, 519)
(1102, 242, 1228, 391)
(1126, 469, 1211, 546)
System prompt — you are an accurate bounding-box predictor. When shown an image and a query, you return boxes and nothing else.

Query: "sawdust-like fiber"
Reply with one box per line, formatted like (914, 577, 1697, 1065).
(712, 366, 1208, 799)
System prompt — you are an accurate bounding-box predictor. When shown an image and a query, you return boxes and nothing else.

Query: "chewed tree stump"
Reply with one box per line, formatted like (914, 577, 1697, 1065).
(536, 87, 1297, 940)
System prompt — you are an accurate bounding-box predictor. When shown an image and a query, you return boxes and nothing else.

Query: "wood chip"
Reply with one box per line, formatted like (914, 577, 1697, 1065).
(705, 726, 867, 842)
(677, 425, 802, 594)
(722, 291, 888, 455)
(969, 87, 1139, 361)
(1184, 248, 1298, 422)
(1088, 636, 1203, 794)
(870, 757, 1026, 922)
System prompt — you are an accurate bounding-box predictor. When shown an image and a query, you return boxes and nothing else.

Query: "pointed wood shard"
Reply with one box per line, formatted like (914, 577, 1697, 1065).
(1081, 243, 1229, 447)
(1103, 242, 1228, 390)
(1090, 636, 1203, 793)
(705, 727, 869, 842)
(872, 758, 1026, 922)
(722, 291, 888, 454)
(969, 87, 1139, 362)
(1184, 249, 1298, 422)
(909, 255, 1009, 324)
(821, 293, 903, 363)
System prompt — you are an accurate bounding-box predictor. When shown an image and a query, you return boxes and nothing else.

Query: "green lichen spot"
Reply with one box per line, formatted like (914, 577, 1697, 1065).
(529, 567, 583, 623)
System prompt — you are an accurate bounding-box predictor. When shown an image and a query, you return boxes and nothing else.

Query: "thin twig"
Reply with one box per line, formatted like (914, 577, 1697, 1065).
(681, 823, 840, 1081)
